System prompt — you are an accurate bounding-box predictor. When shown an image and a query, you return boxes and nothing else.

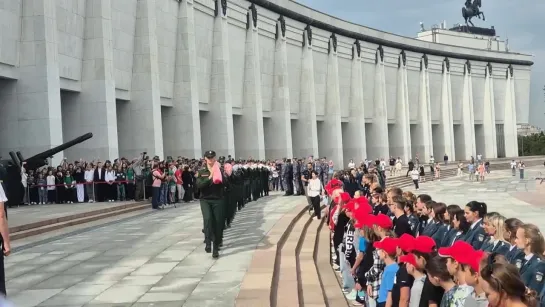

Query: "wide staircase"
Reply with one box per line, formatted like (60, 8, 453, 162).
(235, 156, 545, 307)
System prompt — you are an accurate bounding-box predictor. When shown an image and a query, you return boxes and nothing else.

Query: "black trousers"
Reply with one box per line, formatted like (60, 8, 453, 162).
(413, 179, 419, 189)
(200, 199, 224, 247)
(0, 251, 5, 296)
(310, 195, 321, 219)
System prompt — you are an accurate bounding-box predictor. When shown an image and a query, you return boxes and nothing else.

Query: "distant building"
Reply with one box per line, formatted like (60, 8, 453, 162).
(517, 124, 543, 136)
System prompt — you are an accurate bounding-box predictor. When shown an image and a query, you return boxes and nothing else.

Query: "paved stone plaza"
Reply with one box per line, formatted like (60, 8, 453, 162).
(5, 193, 302, 307)
(409, 166, 545, 229)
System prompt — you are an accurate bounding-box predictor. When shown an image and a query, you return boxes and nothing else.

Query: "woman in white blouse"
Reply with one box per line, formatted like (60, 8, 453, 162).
(104, 166, 116, 202)
(307, 171, 322, 219)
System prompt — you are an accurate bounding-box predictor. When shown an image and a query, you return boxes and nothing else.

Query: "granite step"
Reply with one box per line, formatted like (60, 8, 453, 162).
(10, 203, 149, 240)
(275, 205, 311, 307)
(235, 202, 308, 307)
(315, 219, 350, 306)
(9, 201, 148, 234)
(297, 216, 325, 306)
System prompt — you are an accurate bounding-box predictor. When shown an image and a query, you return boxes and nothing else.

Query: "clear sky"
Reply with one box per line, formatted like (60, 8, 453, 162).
(297, 0, 545, 128)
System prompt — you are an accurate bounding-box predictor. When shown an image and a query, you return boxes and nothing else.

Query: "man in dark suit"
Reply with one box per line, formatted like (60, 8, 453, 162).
(93, 162, 106, 202)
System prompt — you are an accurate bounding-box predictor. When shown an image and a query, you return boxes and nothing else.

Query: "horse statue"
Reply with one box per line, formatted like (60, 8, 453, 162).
(462, 0, 485, 27)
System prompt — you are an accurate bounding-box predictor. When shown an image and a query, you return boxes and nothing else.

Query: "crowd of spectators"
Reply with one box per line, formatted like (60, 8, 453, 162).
(19, 155, 206, 208)
(323, 170, 544, 307)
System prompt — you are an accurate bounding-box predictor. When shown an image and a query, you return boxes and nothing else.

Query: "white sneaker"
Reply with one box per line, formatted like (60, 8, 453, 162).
(332, 264, 340, 270)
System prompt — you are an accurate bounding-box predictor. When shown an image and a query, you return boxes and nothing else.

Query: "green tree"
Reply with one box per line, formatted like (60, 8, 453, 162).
(518, 131, 545, 156)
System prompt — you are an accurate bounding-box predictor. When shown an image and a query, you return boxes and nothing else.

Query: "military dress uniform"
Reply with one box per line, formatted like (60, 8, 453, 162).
(243, 164, 251, 203)
(232, 164, 245, 211)
(196, 151, 226, 258)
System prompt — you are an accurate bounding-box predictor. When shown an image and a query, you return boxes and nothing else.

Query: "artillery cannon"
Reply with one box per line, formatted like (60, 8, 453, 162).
(0, 133, 93, 206)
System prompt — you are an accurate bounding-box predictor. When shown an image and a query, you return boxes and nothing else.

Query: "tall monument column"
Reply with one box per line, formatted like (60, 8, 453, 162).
(267, 16, 293, 159)
(461, 61, 477, 159)
(65, 0, 119, 160)
(483, 63, 498, 158)
(163, 0, 202, 159)
(368, 47, 389, 159)
(418, 55, 433, 162)
(343, 41, 367, 163)
(397, 52, 412, 164)
(236, 4, 265, 160)
(321, 34, 343, 167)
(202, 0, 235, 157)
(293, 25, 318, 158)
(438, 59, 455, 161)
(504, 66, 518, 157)
(16, 0, 64, 163)
(124, 0, 163, 158)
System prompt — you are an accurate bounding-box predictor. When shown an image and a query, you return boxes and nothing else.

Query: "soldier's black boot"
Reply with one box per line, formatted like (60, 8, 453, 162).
(205, 242, 211, 253)
(212, 245, 219, 258)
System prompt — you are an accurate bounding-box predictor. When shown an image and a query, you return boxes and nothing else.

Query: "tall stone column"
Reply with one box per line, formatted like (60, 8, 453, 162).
(236, 4, 265, 160)
(65, 0, 118, 160)
(202, 0, 235, 157)
(461, 61, 477, 159)
(418, 56, 433, 162)
(17, 0, 63, 163)
(294, 26, 318, 158)
(267, 16, 293, 159)
(483, 64, 498, 158)
(343, 41, 367, 162)
(438, 59, 455, 160)
(163, 0, 202, 158)
(397, 52, 411, 164)
(369, 47, 389, 160)
(504, 66, 518, 157)
(124, 0, 163, 158)
(321, 34, 343, 167)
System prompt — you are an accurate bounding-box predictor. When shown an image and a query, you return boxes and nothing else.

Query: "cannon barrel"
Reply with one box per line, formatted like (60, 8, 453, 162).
(23, 133, 93, 169)
(9, 152, 21, 170)
(16, 152, 24, 166)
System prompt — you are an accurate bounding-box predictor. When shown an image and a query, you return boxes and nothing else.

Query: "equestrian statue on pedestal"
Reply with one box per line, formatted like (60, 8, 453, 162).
(462, 0, 485, 27)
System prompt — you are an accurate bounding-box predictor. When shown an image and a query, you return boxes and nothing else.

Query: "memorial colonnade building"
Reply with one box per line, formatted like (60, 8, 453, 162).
(0, 0, 532, 166)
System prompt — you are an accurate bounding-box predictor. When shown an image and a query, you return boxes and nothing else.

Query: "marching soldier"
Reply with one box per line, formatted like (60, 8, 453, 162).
(222, 158, 236, 229)
(196, 150, 226, 258)
(258, 162, 264, 198)
(243, 161, 251, 203)
(233, 161, 245, 211)
(261, 162, 270, 197)
(250, 161, 259, 201)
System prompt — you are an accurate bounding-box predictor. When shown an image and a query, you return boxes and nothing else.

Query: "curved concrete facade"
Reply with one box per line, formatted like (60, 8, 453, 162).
(0, 0, 532, 166)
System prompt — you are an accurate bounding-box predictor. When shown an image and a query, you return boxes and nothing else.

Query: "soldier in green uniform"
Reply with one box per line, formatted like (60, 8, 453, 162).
(196, 150, 225, 258)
